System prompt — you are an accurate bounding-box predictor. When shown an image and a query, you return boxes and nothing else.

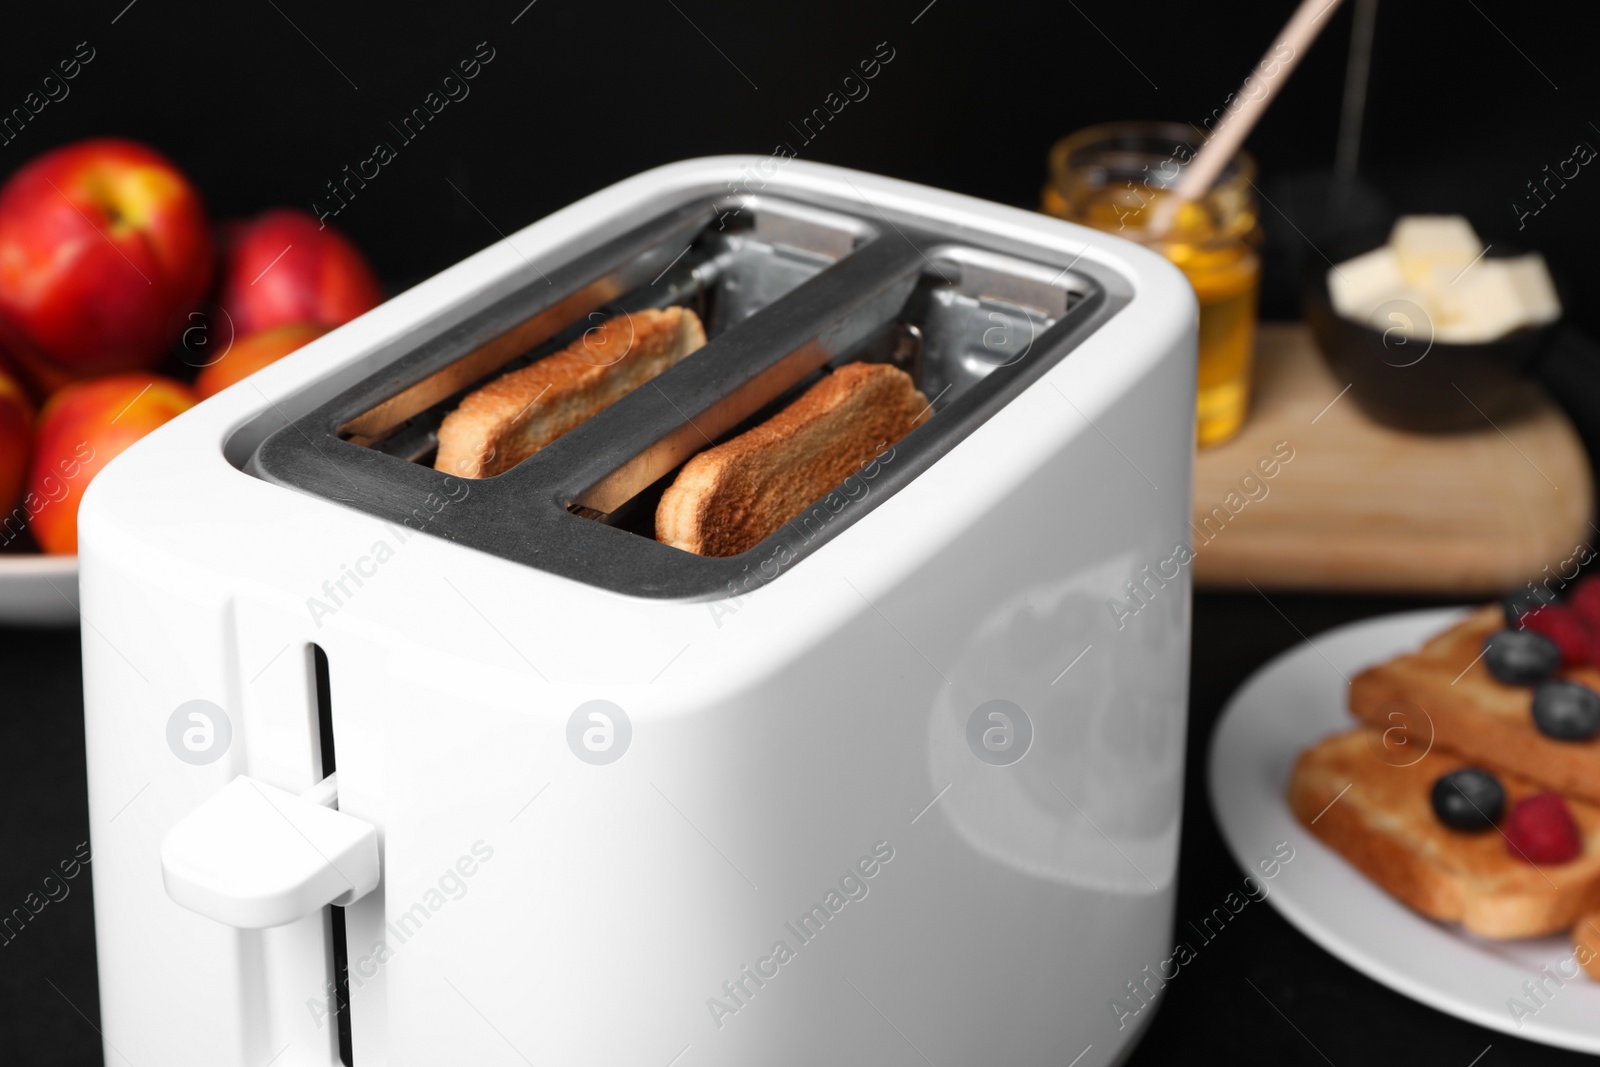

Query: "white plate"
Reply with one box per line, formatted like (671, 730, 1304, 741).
(0, 554, 79, 626)
(1209, 607, 1600, 1054)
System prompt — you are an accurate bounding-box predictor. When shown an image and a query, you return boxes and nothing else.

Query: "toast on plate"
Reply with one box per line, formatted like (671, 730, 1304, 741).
(1575, 914, 1600, 979)
(1348, 605, 1600, 805)
(1288, 727, 1600, 939)
(655, 362, 929, 557)
(435, 306, 706, 478)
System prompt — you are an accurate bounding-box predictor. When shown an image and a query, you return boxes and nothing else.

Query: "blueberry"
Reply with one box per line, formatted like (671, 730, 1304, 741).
(1531, 680, 1600, 741)
(1483, 629, 1562, 685)
(1431, 768, 1506, 831)
(1505, 586, 1560, 627)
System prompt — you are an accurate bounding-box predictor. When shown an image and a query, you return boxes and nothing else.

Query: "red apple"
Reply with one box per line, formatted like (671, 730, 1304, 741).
(0, 138, 213, 380)
(0, 364, 32, 517)
(195, 322, 327, 399)
(28, 373, 196, 554)
(218, 210, 381, 335)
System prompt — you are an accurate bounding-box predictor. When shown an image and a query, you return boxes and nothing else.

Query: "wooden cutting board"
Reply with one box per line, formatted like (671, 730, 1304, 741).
(1191, 323, 1594, 594)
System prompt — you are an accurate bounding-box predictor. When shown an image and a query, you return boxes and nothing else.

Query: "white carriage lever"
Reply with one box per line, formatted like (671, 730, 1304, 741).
(160, 773, 379, 929)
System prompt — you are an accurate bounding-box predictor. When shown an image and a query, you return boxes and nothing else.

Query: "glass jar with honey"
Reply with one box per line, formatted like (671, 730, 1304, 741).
(1044, 122, 1262, 447)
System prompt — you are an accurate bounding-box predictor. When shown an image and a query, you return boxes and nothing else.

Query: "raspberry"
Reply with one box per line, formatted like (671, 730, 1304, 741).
(1503, 792, 1582, 865)
(1520, 603, 1591, 667)
(1570, 576, 1600, 632)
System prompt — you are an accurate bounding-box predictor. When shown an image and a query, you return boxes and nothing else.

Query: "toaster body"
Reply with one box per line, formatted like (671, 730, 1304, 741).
(79, 157, 1196, 1066)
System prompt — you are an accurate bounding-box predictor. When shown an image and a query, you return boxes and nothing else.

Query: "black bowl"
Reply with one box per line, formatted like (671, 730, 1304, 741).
(1304, 241, 1563, 433)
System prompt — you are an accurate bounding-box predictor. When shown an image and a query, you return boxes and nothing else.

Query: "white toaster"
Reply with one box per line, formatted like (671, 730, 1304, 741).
(78, 157, 1196, 1067)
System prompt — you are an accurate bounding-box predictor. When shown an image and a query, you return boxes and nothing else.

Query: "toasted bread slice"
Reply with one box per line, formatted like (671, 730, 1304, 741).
(655, 362, 929, 557)
(1574, 914, 1600, 979)
(1348, 606, 1600, 804)
(434, 306, 706, 478)
(1289, 727, 1600, 939)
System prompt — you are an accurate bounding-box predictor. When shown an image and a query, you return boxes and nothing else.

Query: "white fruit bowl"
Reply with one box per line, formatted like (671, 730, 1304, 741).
(0, 553, 79, 626)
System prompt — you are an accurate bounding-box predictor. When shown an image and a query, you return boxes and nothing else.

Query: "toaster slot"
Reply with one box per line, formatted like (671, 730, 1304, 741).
(903, 246, 1090, 404)
(249, 187, 1128, 598)
(562, 243, 1092, 535)
(338, 196, 870, 465)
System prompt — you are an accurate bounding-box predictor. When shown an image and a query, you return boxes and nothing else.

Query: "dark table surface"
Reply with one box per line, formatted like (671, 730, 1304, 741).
(4, 591, 1595, 1066)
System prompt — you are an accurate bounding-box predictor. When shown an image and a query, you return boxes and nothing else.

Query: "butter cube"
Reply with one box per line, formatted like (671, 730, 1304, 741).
(1433, 261, 1527, 343)
(1328, 246, 1405, 321)
(1503, 253, 1561, 325)
(1328, 217, 1559, 342)
(1365, 288, 1433, 338)
(1391, 215, 1482, 285)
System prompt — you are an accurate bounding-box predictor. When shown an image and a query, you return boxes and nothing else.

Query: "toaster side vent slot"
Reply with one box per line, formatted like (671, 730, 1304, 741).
(330, 907, 354, 1066)
(312, 643, 355, 1066)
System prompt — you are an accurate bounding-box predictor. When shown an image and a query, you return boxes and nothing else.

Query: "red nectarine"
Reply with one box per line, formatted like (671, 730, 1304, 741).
(218, 209, 381, 334)
(27, 373, 195, 554)
(0, 138, 213, 379)
(195, 322, 327, 398)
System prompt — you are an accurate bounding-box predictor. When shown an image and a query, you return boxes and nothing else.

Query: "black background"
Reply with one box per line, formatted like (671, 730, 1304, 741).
(3, 0, 1597, 324)
(3, 0, 1599, 1064)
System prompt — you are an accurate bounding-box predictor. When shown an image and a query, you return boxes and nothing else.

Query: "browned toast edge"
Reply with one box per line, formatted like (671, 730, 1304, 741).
(434, 306, 705, 478)
(655, 362, 929, 557)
